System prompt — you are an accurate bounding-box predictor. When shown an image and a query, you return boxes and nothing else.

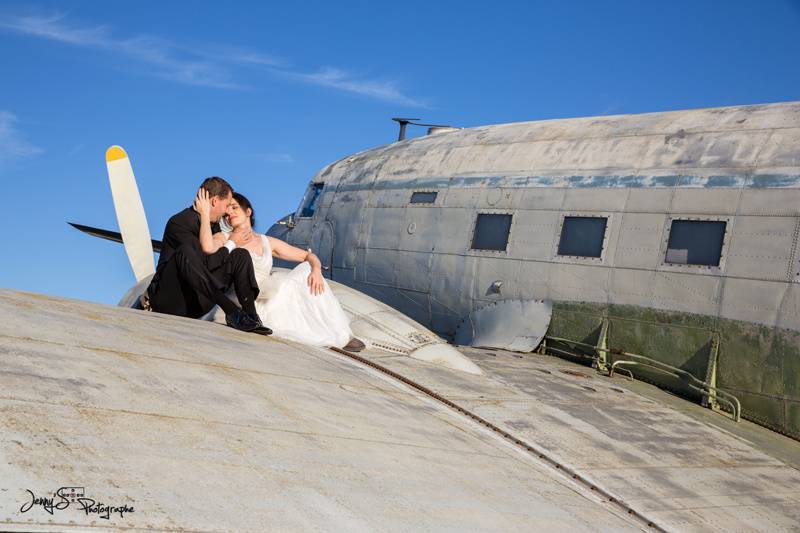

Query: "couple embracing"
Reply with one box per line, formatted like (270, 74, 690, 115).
(144, 176, 364, 352)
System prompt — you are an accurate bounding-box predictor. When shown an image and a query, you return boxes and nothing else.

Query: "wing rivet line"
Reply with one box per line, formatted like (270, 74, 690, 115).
(329, 346, 665, 532)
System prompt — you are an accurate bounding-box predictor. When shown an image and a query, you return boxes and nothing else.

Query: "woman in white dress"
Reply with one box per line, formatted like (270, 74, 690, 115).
(194, 189, 364, 352)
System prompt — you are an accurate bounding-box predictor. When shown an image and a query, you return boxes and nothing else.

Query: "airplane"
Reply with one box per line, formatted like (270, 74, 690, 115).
(263, 101, 800, 443)
(4, 100, 799, 531)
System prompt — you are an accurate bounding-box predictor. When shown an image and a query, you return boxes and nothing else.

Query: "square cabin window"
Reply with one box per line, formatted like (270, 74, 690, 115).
(299, 182, 324, 218)
(665, 220, 726, 266)
(471, 214, 512, 251)
(557, 216, 608, 258)
(410, 191, 438, 204)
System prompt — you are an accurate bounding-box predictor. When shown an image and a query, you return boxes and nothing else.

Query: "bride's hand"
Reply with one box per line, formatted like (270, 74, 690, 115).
(230, 229, 253, 247)
(193, 188, 211, 220)
(308, 269, 325, 296)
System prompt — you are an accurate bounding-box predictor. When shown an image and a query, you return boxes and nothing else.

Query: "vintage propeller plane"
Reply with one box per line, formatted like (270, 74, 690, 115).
(3, 102, 800, 531)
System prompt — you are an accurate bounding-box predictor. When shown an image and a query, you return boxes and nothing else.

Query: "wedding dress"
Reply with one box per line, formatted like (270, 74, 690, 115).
(244, 234, 353, 348)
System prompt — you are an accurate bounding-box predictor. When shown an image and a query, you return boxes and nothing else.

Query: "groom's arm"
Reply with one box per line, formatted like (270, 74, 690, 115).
(167, 212, 230, 271)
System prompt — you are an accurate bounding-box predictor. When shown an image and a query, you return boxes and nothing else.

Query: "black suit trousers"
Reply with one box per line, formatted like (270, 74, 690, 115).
(148, 244, 259, 319)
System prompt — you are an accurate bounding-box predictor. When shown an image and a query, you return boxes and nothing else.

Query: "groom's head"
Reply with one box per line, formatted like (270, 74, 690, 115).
(200, 176, 233, 222)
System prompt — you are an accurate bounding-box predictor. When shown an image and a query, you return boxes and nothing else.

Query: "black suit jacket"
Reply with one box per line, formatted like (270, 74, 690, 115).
(156, 207, 229, 273)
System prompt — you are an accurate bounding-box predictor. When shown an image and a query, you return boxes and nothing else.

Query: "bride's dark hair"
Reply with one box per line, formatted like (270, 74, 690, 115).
(233, 192, 256, 229)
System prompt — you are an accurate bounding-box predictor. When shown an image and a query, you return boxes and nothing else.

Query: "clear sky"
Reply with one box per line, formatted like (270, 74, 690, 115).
(1, 0, 799, 305)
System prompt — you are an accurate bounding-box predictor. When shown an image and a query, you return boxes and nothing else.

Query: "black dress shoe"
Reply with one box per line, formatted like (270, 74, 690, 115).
(247, 312, 273, 336)
(226, 309, 272, 335)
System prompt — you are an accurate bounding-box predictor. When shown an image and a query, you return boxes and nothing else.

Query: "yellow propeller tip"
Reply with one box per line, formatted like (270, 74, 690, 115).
(106, 145, 128, 162)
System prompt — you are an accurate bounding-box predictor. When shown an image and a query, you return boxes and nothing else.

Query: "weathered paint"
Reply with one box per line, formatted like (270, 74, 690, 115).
(270, 101, 800, 441)
(0, 290, 647, 531)
(546, 301, 800, 440)
(334, 173, 800, 193)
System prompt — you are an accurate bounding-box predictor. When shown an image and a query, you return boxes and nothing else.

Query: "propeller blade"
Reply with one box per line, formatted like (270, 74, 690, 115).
(69, 222, 162, 253)
(106, 146, 156, 281)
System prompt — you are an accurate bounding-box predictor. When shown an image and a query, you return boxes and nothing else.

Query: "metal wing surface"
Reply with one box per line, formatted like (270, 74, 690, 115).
(0, 289, 641, 531)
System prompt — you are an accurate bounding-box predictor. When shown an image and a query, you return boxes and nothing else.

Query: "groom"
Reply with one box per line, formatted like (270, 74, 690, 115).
(146, 176, 271, 335)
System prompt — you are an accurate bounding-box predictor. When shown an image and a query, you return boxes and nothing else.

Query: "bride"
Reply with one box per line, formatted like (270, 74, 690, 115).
(194, 189, 365, 352)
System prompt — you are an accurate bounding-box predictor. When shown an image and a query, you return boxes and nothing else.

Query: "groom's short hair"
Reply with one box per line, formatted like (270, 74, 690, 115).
(200, 176, 233, 199)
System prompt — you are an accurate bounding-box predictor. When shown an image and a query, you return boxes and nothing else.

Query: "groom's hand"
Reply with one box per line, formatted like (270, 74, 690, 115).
(192, 188, 211, 219)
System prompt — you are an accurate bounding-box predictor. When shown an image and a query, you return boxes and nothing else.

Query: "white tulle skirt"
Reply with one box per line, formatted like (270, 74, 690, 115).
(255, 262, 352, 348)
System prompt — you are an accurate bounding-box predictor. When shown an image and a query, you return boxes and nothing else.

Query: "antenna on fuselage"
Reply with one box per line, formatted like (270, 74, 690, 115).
(391, 118, 460, 141)
(391, 118, 420, 141)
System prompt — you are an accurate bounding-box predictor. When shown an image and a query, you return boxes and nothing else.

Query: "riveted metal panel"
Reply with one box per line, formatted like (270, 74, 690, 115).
(623, 187, 675, 213)
(651, 271, 722, 316)
(517, 187, 566, 210)
(725, 216, 796, 281)
(330, 191, 369, 270)
(284, 217, 312, 250)
(607, 307, 714, 384)
(429, 253, 476, 319)
(608, 268, 657, 307)
(399, 207, 440, 253)
(362, 248, 397, 287)
(548, 300, 607, 346)
(717, 319, 799, 433)
(669, 188, 742, 215)
(440, 187, 481, 209)
(481, 187, 517, 209)
(513, 210, 560, 261)
(471, 257, 522, 302)
(720, 278, 787, 326)
(371, 187, 413, 208)
(614, 213, 667, 269)
(394, 288, 431, 326)
(777, 283, 800, 331)
(395, 251, 432, 293)
(738, 188, 800, 216)
(427, 208, 474, 255)
(353, 247, 367, 283)
(516, 260, 554, 300)
(362, 207, 405, 250)
(562, 188, 629, 213)
(549, 263, 611, 303)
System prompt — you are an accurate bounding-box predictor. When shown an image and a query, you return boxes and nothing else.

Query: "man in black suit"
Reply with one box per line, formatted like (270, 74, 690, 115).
(146, 176, 270, 334)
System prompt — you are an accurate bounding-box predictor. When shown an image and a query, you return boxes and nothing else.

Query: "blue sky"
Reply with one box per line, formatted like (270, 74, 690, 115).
(1, 0, 799, 305)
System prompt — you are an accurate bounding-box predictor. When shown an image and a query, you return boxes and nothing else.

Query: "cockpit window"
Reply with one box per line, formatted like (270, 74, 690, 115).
(299, 182, 324, 218)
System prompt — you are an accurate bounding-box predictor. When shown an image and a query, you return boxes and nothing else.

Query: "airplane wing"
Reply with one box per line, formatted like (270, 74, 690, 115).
(2, 288, 799, 531)
(0, 289, 642, 531)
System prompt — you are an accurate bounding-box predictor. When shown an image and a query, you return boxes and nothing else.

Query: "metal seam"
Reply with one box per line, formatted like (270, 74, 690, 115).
(329, 347, 665, 531)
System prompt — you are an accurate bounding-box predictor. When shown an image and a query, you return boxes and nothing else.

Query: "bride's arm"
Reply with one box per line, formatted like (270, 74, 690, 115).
(267, 236, 325, 295)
